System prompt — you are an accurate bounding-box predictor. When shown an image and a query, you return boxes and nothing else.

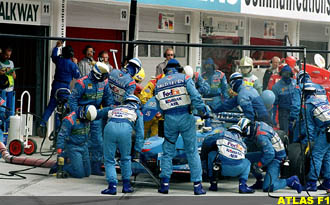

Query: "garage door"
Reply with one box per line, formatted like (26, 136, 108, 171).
(66, 27, 124, 69)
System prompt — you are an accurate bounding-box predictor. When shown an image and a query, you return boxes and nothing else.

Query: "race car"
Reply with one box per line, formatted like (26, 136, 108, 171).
(267, 54, 330, 102)
(132, 112, 244, 176)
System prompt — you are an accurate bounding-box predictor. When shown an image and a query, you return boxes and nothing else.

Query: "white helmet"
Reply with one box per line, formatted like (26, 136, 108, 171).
(240, 56, 253, 74)
(228, 125, 243, 135)
(237, 118, 251, 136)
(78, 105, 97, 121)
(183, 65, 194, 78)
(302, 82, 317, 92)
(129, 57, 142, 69)
(92, 62, 109, 81)
(85, 105, 97, 121)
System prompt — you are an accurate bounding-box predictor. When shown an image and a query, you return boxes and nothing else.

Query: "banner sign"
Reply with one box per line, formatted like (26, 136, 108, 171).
(241, 0, 330, 22)
(111, 0, 241, 13)
(264, 21, 276, 39)
(0, 0, 44, 25)
(158, 13, 174, 32)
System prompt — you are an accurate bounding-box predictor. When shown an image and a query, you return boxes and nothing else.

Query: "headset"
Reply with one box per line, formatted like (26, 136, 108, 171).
(163, 48, 176, 58)
(83, 45, 95, 55)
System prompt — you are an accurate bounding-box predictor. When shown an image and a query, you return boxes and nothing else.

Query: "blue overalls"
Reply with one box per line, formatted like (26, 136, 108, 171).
(290, 82, 327, 144)
(69, 73, 114, 171)
(201, 130, 250, 182)
(272, 78, 296, 132)
(305, 96, 330, 182)
(202, 70, 229, 109)
(245, 122, 287, 192)
(155, 67, 207, 182)
(41, 47, 81, 127)
(108, 69, 136, 105)
(103, 105, 144, 184)
(193, 72, 210, 96)
(213, 84, 271, 125)
(56, 111, 91, 178)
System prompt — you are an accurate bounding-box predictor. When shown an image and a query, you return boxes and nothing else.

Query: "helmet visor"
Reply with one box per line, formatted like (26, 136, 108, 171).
(240, 66, 252, 74)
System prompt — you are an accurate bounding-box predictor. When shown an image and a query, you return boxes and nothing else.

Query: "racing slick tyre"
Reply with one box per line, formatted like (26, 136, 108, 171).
(287, 143, 310, 186)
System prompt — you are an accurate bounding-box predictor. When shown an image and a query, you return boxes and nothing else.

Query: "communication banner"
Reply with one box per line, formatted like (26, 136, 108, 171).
(241, 0, 330, 22)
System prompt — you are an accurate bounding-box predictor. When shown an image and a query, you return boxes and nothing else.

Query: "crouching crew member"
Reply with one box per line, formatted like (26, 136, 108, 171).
(238, 118, 303, 193)
(201, 125, 255, 193)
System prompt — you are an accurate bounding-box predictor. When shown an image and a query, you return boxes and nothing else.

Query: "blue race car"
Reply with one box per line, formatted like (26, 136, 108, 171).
(133, 112, 244, 176)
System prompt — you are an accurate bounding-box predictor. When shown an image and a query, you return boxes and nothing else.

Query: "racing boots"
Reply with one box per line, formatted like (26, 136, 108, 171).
(239, 179, 255, 194)
(158, 178, 170, 194)
(249, 180, 263, 190)
(318, 179, 330, 190)
(194, 182, 206, 195)
(49, 164, 58, 175)
(286, 176, 302, 193)
(209, 181, 218, 191)
(122, 179, 134, 193)
(304, 180, 317, 191)
(91, 161, 104, 176)
(101, 182, 117, 195)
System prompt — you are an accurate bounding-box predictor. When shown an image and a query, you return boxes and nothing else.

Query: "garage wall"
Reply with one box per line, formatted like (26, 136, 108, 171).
(250, 18, 288, 40)
(299, 22, 329, 64)
(138, 7, 190, 34)
(66, 1, 128, 30)
(137, 7, 190, 84)
(300, 22, 329, 42)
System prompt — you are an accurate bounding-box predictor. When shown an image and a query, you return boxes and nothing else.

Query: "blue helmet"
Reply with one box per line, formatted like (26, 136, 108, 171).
(205, 58, 214, 65)
(125, 58, 142, 77)
(166, 59, 181, 68)
(54, 88, 71, 104)
(229, 72, 243, 92)
(229, 72, 243, 81)
(297, 70, 311, 85)
(203, 58, 215, 72)
(302, 82, 317, 93)
(261, 90, 275, 108)
(279, 65, 292, 77)
(124, 94, 141, 109)
(281, 65, 292, 72)
(164, 59, 182, 73)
